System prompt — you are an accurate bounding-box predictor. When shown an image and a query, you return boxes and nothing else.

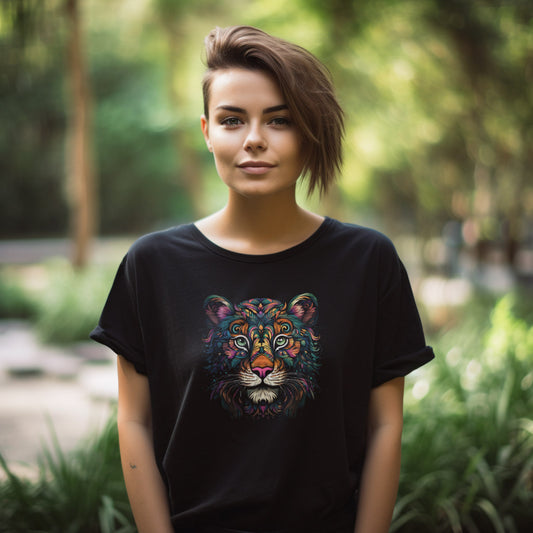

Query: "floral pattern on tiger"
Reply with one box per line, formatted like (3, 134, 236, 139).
(203, 293, 321, 418)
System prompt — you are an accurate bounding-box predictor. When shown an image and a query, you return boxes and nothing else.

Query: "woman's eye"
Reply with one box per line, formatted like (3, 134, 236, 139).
(269, 117, 290, 126)
(221, 117, 242, 127)
(274, 336, 289, 348)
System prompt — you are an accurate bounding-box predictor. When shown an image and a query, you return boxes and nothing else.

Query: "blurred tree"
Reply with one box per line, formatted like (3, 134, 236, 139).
(64, 0, 97, 268)
(0, 0, 69, 238)
(0, 0, 195, 240)
(426, 0, 533, 268)
(2, 0, 531, 272)
(0, 0, 98, 268)
(312, 0, 533, 269)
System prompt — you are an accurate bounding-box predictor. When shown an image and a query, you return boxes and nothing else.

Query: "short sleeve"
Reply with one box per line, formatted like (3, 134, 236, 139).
(372, 241, 434, 387)
(90, 254, 147, 374)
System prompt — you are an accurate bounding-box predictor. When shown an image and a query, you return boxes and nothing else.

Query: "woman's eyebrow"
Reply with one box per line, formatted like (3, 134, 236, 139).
(263, 104, 288, 113)
(215, 105, 246, 113)
(215, 104, 288, 114)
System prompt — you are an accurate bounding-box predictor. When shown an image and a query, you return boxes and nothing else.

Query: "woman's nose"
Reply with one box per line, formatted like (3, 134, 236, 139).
(243, 124, 266, 151)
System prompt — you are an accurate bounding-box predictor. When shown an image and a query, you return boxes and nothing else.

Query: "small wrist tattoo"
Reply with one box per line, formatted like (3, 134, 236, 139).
(129, 463, 137, 470)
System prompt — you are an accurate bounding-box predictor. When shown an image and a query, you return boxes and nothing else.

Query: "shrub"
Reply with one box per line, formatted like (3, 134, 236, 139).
(0, 259, 118, 345)
(394, 292, 533, 532)
(0, 269, 38, 319)
(34, 260, 116, 345)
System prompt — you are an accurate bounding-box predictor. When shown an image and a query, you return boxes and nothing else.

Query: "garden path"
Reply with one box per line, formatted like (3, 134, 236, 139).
(0, 321, 117, 468)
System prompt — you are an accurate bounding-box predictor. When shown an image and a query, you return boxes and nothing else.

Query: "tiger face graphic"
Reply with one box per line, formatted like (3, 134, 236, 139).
(203, 293, 321, 418)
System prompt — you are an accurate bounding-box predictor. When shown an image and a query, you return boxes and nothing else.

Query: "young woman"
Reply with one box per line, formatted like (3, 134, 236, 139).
(91, 25, 434, 533)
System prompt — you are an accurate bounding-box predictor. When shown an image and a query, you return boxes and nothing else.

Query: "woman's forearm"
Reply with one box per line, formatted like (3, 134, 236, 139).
(118, 419, 174, 533)
(354, 377, 404, 533)
(353, 422, 402, 533)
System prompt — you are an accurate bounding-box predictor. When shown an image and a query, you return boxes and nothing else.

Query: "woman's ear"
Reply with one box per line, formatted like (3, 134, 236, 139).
(200, 115, 212, 152)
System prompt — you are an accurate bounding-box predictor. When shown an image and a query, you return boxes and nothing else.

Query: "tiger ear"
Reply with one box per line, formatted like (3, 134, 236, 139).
(288, 293, 318, 325)
(204, 295, 233, 325)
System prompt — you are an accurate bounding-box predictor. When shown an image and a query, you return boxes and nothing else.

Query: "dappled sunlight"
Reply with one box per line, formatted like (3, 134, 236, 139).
(419, 276, 472, 307)
(461, 359, 482, 391)
(410, 377, 430, 400)
(521, 372, 533, 391)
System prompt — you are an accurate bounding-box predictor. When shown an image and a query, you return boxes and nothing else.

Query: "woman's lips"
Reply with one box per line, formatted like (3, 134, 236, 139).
(237, 161, 275, 175)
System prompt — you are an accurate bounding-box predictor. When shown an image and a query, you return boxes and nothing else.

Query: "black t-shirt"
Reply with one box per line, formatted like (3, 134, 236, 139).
(90, 217, 434, 533)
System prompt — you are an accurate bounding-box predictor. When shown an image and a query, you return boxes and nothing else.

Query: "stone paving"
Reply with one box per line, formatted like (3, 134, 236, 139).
(0, 321, 117, 467)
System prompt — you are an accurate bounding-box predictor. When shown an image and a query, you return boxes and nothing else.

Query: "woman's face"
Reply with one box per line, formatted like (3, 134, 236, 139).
(201, 68, 304, 199)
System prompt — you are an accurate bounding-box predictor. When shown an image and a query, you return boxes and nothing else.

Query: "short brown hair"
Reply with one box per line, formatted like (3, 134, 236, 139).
(202, 26, 344, 196)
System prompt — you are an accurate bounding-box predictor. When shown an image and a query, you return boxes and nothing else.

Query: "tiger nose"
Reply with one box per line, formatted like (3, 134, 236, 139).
(251, 354, 273, 379)
(252, 367, 272, 379)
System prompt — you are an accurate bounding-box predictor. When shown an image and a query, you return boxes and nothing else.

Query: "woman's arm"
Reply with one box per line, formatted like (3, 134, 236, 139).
(117, 355, 174, 533)
(354, 377, 405, 533)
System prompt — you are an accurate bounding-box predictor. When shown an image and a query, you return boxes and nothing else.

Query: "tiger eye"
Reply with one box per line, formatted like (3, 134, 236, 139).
(275, 336, 289, 348)
(234, 337, 248, 349)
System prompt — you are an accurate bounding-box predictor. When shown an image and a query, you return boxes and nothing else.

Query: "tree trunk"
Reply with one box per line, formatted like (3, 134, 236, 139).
(65, 0, 97, 268)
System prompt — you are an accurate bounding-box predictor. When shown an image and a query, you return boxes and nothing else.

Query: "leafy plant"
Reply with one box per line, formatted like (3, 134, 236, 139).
(0, 415, 134, 533)
(34, 259, 117, 345)
(394, 292, 533, 532)
(0, 259, 119, 345)
(0, 269, 38, 319)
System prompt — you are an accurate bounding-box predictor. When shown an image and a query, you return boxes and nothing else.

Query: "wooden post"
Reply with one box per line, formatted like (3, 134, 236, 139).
(65, 0, 97, 268)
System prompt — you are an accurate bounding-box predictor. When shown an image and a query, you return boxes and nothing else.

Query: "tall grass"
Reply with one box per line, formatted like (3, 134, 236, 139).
(394, 292, 533, 532)
(0, 416, 134, 533)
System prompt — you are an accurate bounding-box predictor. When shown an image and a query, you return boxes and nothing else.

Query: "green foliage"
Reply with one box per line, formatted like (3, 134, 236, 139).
(0, 415, 134, 533)
(91, 51, 194, 234)
(34, 260, 116, 345)
(0, 269, 37, 319)
(395, 293, 533, 532)
(2, 0, 531, 242)
(0, 0, 193, 238)
(0, 0, 68, 238)
(0, 261, 117, 344)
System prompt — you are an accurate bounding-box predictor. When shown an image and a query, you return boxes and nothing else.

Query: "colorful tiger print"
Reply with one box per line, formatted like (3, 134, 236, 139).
(203, 293, 321, 418)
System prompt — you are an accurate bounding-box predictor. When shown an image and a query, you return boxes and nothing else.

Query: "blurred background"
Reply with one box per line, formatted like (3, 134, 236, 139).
(0, 0, 532, 531)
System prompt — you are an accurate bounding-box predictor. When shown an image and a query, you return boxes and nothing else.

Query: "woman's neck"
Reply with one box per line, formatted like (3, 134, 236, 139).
(194, 189, 324, 255)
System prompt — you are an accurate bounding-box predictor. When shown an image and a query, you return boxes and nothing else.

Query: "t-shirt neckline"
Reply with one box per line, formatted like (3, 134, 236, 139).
(189, 216, 334, 263)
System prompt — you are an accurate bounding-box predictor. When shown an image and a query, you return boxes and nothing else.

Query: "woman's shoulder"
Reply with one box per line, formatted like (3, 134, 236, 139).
(125, 223, 196, 259)
(326, 217, 397, 252)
